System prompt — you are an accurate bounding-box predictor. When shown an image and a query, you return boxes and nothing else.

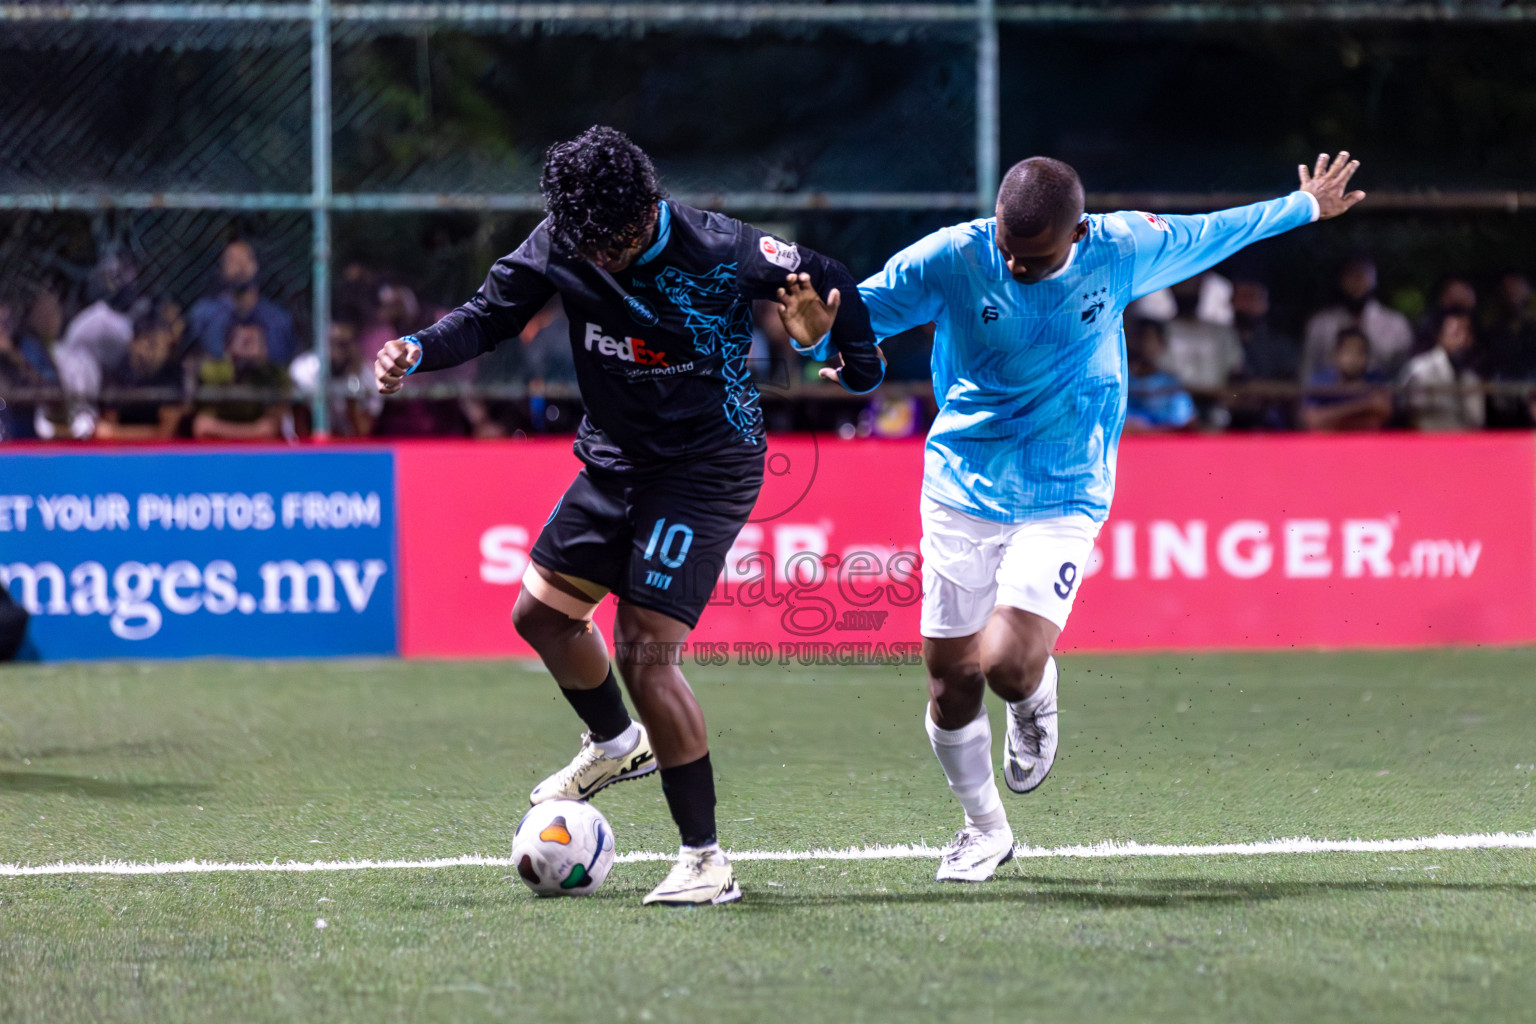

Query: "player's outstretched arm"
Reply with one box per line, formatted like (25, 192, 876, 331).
(1298, 150, 1366, 220)
(1126, 151, 1366, 300)
(374, 337, 422, 395)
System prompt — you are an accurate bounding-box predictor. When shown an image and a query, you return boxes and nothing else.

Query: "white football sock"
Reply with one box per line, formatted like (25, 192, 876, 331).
(594, 722, 640, 759)
(1011, 656, 1057, 714)
(924, 705, 1008, 832)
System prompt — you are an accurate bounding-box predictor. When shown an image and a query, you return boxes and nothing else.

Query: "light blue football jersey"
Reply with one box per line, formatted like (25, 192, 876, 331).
(858, 191, 1319, 523)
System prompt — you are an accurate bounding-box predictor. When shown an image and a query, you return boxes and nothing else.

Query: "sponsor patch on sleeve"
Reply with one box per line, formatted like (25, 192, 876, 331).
(758, 235, 801, 270)
(1136, 212, 1171, 232)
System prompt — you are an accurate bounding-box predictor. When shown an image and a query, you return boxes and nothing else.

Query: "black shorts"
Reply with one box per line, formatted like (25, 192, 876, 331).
(529, 451, 765, 628)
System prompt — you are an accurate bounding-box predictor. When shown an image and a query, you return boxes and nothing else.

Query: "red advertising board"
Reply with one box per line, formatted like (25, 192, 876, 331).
(394, 434, 1536, 658)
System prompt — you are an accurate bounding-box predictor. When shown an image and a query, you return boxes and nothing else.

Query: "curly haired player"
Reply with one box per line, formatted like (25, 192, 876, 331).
(375, 126, 884, 906)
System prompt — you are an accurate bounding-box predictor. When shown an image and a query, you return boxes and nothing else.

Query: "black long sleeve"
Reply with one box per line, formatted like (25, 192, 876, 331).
(412, 226, 558, 372)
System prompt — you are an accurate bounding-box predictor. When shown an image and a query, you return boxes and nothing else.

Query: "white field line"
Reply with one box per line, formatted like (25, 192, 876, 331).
(1, 832, 1533, 878)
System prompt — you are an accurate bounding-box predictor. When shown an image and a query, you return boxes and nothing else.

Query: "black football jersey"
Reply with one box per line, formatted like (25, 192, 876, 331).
(410, 200, 884, 470)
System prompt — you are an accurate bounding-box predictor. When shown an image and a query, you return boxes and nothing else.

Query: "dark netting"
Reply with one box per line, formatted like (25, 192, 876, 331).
(997, 22, 1536, 194)
(330, 26, 976, 195)
(0, 22, 312, 194)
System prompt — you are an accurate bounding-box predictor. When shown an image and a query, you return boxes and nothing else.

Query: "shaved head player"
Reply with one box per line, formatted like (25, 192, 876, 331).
(377, 126, 885, 905)
(780, 151, 1365, 881)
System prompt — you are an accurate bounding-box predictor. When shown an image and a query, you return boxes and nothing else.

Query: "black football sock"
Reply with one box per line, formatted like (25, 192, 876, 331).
(558, 668, 632, 743)
(660, 753, 718, 848)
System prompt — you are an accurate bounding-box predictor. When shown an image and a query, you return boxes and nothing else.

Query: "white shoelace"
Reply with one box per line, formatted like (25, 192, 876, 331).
(942, 828, 982, 862)
(1011, 704, 1054, 755)
(550, 732, 605, 787)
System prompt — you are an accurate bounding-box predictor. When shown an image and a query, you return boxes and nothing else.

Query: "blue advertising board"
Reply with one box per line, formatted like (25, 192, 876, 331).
(0, 449, 397, 660)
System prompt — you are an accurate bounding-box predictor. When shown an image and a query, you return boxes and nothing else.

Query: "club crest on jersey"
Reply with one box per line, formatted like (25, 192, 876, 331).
(584, 322, 669, 367)
(1080, 287, 1108, 325)
(624, 295, 660, 326)
(1137, 211, 1171, 232)
(759, 236, 801, 271)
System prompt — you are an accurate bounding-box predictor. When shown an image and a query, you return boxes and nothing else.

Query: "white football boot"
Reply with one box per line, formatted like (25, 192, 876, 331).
(1003, 657, 1059, 794)
(642, 844, 743, 906)
(935, 823, 1016, 882)
(529, 725, 657, 804)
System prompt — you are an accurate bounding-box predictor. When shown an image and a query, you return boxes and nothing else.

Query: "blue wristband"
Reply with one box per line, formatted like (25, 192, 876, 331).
(402, 335, 422, 375)
(791, 333, 834, 363)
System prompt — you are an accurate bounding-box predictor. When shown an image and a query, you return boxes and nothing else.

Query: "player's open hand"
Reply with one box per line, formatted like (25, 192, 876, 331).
(375, 337, 421, 395)
(775, 272, 840, 348)
(1299, 151, 1366, 220)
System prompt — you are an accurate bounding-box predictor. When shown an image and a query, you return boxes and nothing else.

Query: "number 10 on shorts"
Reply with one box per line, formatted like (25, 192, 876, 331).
(643, 518, 695, 569)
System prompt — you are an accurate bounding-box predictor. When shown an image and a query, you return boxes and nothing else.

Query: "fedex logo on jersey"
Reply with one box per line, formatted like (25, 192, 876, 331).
(583, 322, 669, 367)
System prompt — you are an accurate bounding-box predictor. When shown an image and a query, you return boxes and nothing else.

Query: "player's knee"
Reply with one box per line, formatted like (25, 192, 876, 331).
(512, 591, 578, 647)
(927, 665, 985, 730)
(981, 644, 1049, 703)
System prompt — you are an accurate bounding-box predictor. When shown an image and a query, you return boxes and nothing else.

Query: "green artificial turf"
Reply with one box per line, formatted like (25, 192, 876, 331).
(1, 650, 1534, 1023)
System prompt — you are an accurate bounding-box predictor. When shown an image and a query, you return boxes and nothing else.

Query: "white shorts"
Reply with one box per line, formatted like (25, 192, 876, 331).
(919, 495, 1102, 639)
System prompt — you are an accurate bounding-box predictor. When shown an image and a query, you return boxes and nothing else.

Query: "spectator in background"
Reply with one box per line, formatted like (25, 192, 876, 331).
(1162, 276, 1242, 426)
(1227, 277, 1300, 430)
(1125, 319, 1195, 432)
(1, 289, 64, 441)
(1302, 256, 1413, 381)
(1231, 278, 1298, 381)
(1481, 271, 1536, 428)
(358, 280, 423, 372)
(193, 320, 288, 440)
(187, 239, 299, 364)
(290, 320, 380, 437)
(95, 300, 190, 440)
(1399, 311, 1484, 431)
(0, 301, 35, 441)
(1414, 275, 1477, 354)
(1301, 326, 1392, 432)
(45, 256, 138, 439)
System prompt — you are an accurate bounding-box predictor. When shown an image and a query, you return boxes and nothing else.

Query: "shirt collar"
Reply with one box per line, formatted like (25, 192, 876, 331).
(990, 217, 1082, 282)
(1038, 232, 1081, 282)
(635, 201, 671, 267)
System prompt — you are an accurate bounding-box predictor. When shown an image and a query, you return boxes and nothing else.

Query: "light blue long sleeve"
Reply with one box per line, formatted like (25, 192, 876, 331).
(1124, 191, 1319, 300)
(858, 192, 1320, 523)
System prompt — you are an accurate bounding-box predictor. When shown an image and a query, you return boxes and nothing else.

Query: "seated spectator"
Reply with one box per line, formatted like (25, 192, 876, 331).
(187, 239, 299, 365)
(193, 321, 288, 440)
(95, 301, 190, 441)
(289, 321, 380, 438)
(1302, 256, 1413, 381)
(1232, 278, 1298, 381)
(1301, 327, 1392, 432)
(0, 301, 35, 441)
(2, 289, 64, 441)
(1163, 276, 1241, 428)
(358, 281, 424, 372)
(1227, 277, 1300, 430)
(1480, 271, 1536, 428)
(1398, 311, 1484, 431)
(1164, 276, 1243, 388)
(1415, 275, 1477, 354)
(45, 257, 138, 439)
(1125, 320, 1196, 432)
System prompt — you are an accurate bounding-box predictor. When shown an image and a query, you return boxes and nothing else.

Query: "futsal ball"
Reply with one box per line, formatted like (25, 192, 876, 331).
(511, 799, 616, 896)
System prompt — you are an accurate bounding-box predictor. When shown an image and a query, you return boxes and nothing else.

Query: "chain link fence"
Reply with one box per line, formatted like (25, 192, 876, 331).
(3, 1, 1536, 439)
